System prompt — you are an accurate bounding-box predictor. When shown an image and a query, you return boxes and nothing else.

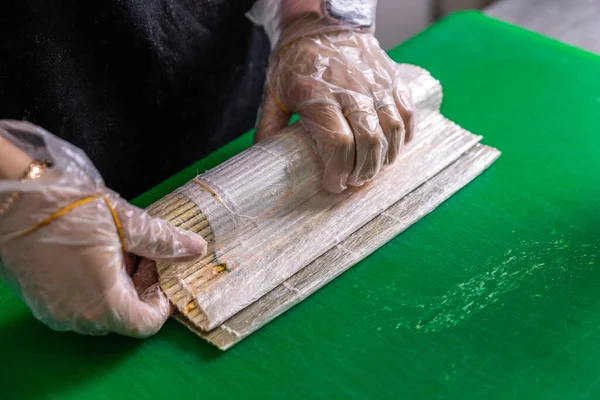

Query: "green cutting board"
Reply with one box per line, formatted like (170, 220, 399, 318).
(2, 11, 600, 400)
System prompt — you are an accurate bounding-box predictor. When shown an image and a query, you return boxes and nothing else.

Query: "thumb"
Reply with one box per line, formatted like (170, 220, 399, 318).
(111, 197, 207, 263)
(255, 85, 292, 143)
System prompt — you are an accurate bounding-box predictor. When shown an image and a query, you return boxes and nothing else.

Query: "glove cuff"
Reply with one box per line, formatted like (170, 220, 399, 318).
(247, 0, 377, 49)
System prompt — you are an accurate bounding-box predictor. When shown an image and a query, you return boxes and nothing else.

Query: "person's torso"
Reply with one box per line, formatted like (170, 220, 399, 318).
(0, 0, 270, 198)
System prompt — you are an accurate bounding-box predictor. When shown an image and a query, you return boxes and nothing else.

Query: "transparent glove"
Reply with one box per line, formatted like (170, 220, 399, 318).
(0, 120, 206, 338)
(254, 15, 415, 193)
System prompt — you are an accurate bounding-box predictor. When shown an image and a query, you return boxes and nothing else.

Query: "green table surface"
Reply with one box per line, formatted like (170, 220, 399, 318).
(2, 11, 600, 400)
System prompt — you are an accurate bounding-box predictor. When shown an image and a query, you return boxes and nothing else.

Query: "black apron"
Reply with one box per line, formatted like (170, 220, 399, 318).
(0, 0, 269, 199)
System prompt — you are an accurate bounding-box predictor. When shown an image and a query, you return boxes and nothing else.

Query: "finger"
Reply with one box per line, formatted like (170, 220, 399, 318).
(111, 198, 207, 263)
(63, 250, 167, 337)
(298, 102, 355, 193)
(343, 102, 387, 187)
(144, 283, 176, 315)
(393, 89, 415, 143)
(133, 259, 177, 315)
(106, 279, 171, 338)
(254, 85, 292, 143)
(374, 91, 405, 164)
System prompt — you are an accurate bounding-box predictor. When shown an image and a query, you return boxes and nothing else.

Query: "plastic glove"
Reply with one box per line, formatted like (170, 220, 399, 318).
(254, 15, 415, 193)
(0, 120, 206, 338)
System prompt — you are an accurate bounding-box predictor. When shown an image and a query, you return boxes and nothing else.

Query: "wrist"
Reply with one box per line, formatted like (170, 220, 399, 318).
(0, 136, 34, 180)
(280, 0, 321, 26)
(282, 0, 376, 29)
(247, 0, 376, 49)
(274, 13, 373, 57)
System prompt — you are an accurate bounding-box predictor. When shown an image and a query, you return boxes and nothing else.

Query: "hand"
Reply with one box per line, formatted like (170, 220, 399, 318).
(255, 18, 415, 193)
(0, 120, 206, 338)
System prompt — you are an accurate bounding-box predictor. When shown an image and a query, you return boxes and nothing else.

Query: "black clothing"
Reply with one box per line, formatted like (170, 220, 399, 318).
(0, 0, 270, 199)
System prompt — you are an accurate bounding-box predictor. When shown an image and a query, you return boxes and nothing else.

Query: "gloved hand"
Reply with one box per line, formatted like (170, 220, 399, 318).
(255, 15, 415, 193)
(0, 120, 206, 338)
